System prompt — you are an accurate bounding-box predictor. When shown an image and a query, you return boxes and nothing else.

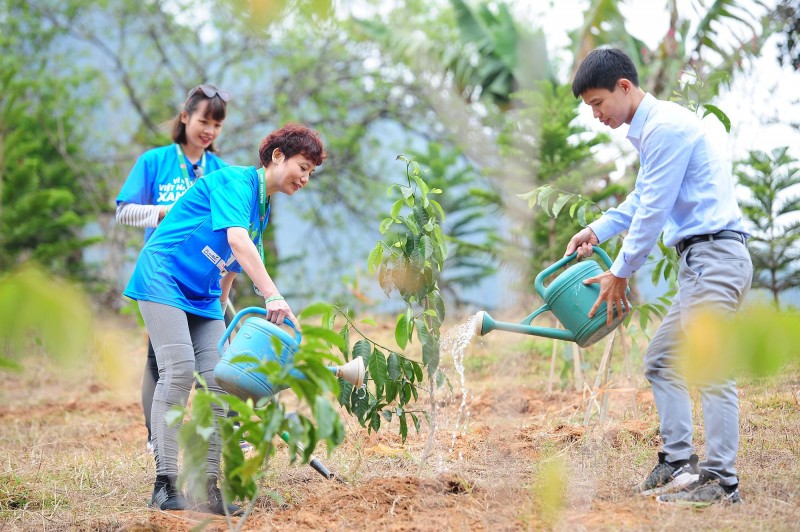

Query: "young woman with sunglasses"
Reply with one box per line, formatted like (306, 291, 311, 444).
(116, 84, 230, 455)
(123, 123, 326, 514)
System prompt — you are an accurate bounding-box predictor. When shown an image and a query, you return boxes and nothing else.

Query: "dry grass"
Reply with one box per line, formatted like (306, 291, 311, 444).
(1, 310, 799, 530)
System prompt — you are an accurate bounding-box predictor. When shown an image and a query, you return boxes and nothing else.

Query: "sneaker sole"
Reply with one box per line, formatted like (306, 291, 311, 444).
(656, 494, 742, 507)
(640, 473, 700, 497)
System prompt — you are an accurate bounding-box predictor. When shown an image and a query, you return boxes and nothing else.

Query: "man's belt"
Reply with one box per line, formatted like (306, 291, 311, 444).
(676, 230, 747, 256)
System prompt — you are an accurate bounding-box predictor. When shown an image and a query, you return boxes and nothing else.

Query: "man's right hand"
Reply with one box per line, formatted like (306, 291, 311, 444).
(565, 227, 599, 258)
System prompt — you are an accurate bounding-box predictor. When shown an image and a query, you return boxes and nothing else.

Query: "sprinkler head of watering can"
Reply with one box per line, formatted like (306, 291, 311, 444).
(473, 311, 494, 336)
(331, 357, 365, 387)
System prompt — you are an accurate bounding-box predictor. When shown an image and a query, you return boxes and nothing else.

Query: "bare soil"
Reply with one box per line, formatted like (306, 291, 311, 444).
(1, 312, 799, 530)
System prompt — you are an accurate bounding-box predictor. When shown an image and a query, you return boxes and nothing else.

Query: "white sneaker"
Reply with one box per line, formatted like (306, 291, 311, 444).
(239, 440, 255, 454)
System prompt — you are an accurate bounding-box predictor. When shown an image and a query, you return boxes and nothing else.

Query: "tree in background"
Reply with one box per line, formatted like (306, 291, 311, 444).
(776, 0, 800, 70)
(1, 0, 790, 309)
(408, 144, 502, 308)
(736, 147, 800, 308)
(18, 0, 453, 304)
(0, 1, 102, 278)
(354, 0, 779, 295)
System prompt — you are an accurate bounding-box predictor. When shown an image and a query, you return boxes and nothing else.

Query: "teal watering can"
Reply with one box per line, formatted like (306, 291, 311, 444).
(214, 307, 365, 402)
(474, 246, 628, 347)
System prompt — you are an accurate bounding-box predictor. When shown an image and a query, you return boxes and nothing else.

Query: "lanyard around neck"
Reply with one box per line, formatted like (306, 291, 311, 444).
(174, 143, 206, 181)
(255, 167, 271, 265)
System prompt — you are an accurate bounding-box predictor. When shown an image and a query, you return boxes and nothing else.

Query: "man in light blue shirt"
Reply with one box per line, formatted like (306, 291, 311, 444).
(566, 48, 752, 505)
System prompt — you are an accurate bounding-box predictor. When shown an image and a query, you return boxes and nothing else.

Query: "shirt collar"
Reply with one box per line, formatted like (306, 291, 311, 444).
(627, 92, 656, 147)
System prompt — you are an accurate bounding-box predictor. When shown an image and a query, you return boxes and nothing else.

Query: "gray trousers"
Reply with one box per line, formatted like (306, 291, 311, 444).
(644, 238, 752, 487)
(138, 301, 228, 477)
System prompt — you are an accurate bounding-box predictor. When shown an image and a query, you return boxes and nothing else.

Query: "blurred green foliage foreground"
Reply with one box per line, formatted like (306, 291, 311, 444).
(0, 264, 93, 371)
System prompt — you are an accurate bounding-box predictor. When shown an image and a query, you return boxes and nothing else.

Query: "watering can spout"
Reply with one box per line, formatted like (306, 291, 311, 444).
(473, 310, 576, 342)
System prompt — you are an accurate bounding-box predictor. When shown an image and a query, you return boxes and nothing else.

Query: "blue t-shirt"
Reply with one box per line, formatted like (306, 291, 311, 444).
(116, 144, 228, 241)
(124, 166, 267, 319)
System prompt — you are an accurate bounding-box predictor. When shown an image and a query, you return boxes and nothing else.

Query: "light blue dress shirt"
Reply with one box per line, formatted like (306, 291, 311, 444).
(589, 93, 747, 278)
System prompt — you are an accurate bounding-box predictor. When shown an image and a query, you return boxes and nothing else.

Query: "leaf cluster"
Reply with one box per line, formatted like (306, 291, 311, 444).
(172, 307, 347, 521)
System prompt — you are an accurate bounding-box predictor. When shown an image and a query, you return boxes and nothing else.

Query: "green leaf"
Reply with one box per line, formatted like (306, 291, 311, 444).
(395, 313, 409, 350)
(429, 199, 446, 223)
(314, 395, 337, 439)
(370, 411, 381, 432)
(651, 259, 665, 285)
(385, 380, 397, 403)
(410, 413, 420, 433)
(401, 357, 414, 381)
(536, 185, 556, 209)
(351, 388, 371, 423)
(338, 379, 354, 408)
(390, 199, 404, 219)
(416, 320, 440, 377)
(387, 352, 402, 380)
(359, 318, 377, 326)
(412, 361, 423, 382)
(379, 217, 394, 234)
(702, 104, 731, 133)
(299, 302, 334, 318)
(352, 339, 372, 367)
(368, 348, 387, 395)
(339, 324, 350, 359)
(367, 242, 383, 274)
(411, 174, 429, 195)
(300, 325, 346, 353)
(165, 408, 184, 426)
(576, 204, 587, 226)
(419, 235, 434, 260)
(400, 185, 414, 199)
(399, 413, 408, 442)
(382, 410, 393, 421)
(517, 187, 540, 206)
(552, 194, 572, 218)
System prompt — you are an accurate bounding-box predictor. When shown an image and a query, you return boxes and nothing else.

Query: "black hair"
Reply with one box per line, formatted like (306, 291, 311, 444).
(170, 91, 227, 152)
(571, 48, 639, 98)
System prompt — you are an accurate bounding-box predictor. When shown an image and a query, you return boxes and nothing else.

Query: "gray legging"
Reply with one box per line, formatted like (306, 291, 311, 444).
(138, 300, 228, 477)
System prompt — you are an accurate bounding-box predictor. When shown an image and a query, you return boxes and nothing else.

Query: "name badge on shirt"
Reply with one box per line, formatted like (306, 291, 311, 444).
(202, 245, 236, 276)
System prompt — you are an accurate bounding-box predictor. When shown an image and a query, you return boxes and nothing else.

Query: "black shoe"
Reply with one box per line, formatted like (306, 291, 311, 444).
(150, 475, 189, 511)
(192, 477, 242, 516)
(635, 452, 700, 495)
(657, 471, 742, 506)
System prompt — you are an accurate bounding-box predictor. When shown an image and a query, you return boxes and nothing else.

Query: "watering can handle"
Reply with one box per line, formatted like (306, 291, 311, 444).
(217, 306, 302, 356)
(533, 245, 613, 298)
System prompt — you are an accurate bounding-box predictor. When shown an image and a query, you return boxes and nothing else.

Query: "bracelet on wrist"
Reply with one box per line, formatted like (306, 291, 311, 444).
(265, 295, 285, 304)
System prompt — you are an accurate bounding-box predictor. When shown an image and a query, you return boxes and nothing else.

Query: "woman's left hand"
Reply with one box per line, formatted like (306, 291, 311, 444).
(265, 297, 299, 330)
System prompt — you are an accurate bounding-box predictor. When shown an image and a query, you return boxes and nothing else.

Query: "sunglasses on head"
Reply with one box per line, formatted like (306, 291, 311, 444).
(187, 84, 231, 102)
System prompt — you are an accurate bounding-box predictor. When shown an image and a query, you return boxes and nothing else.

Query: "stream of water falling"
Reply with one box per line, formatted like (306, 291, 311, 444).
(437, 313, 478, 464)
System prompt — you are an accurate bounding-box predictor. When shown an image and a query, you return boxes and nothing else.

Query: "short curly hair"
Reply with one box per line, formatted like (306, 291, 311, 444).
(258, 123, 327, 168)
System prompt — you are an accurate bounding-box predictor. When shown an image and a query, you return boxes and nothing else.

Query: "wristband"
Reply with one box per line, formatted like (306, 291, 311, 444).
(265, 295, 285, 304)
